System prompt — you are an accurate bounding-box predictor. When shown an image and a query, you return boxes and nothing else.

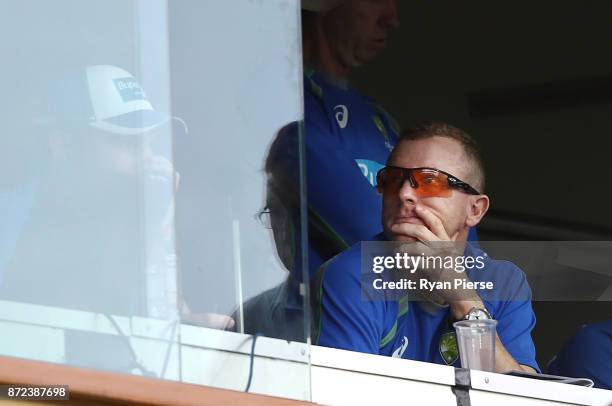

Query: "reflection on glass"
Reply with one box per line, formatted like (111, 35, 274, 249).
(0, 0, 180, 378)
(234, 123, 307, 343)
(0, 0, 309, 399)
(0, 64, 177, 317)
(170, 0, 308, 341)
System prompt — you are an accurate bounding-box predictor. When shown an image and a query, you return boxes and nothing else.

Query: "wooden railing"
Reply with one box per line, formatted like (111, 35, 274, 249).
(0, 356, 313, 406)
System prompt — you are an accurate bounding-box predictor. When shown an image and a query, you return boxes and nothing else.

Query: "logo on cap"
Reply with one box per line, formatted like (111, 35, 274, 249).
(113, 77, 146, 103)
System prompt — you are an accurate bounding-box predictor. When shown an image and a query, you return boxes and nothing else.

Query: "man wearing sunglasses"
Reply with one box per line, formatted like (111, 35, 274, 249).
(313, 122, 539, 373)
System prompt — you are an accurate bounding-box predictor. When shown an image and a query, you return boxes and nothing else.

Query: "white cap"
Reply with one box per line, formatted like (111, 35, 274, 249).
(86, 65, 168, 135)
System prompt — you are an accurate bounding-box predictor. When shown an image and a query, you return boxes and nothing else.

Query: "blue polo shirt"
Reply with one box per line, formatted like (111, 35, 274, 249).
(304, 69, 400, 276)
(313, 236, 539, 371)
(548, 321, 612, 389)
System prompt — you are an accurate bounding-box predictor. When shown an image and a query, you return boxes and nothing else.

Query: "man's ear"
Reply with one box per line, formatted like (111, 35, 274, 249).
(466, 194, 489, 227)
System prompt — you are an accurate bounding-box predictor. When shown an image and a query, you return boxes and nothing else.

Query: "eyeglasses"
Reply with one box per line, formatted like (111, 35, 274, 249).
(376, 166, 481, 198)
(256, 207, 272, 229)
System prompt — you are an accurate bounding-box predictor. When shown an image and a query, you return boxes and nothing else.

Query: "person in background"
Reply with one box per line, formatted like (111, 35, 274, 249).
(301, 0, 402, 275)
(313, 122, 539, 373)
(548, 320, 612, 389)
(235, 0, 403, 340)
(0, 65, 178, 317)
(237, 122, 308, 342)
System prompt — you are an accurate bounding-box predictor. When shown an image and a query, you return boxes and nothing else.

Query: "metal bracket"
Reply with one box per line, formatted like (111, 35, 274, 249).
(452, 368, 472, 406)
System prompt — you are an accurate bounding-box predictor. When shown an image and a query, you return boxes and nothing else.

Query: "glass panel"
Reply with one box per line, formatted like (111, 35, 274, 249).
(0, 0, 181, 376)
(169, 0, 310, 399)
(0, 0, 309, 400)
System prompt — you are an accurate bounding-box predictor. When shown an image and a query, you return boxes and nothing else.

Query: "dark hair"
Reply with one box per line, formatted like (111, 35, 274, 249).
(265, 121, 345, 261)
(264, 122, 302, 209)
(265, 122, 300, 179)
(395, 121, 486, 192)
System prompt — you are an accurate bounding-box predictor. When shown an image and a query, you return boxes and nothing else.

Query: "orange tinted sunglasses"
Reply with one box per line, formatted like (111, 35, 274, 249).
(376, 166, 481, 198)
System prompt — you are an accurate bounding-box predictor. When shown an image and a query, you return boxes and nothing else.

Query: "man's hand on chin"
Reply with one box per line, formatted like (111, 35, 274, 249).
(390, 205, 475, 305)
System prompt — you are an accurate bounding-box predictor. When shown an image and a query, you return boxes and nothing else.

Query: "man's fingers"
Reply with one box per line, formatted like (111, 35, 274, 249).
(415, 206, 449, 240)
(390, 222, 437, 243)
